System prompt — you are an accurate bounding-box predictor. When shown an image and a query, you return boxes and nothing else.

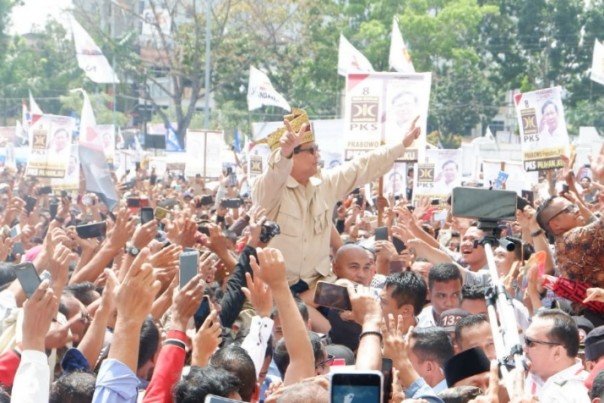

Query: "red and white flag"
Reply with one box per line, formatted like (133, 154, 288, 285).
(389, 17, 415, 73)
(29, 90, 43, 115)
(247, 66, 291, 112)
(337, 34, 374, 76)
(591, 39, 604, 86)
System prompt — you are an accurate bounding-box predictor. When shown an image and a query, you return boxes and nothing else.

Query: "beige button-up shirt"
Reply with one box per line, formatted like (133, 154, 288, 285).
(252, 142, 407, 286)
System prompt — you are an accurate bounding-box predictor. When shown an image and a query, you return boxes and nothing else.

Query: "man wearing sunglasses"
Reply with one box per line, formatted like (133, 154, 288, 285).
(523, 309, 589, 401)
(252, 109, 420, 331)
(535, 195, 603, 293)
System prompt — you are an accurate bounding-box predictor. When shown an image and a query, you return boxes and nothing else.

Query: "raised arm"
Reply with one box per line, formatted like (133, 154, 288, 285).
(252, 248, 314, 385)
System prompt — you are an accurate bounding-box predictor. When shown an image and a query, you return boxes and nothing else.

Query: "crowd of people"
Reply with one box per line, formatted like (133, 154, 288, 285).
(0, 108, 603, 402)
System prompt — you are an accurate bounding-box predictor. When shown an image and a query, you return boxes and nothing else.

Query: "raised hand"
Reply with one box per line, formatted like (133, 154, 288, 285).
(171, 273, 205, 332)
(192, 310, 222, 367)
(22, 280, 59, 351)
(402, 116, 421, 148)
(280, 120, 308, 158)
(250, 248, 288, 290)
(242, 270, 273, 318)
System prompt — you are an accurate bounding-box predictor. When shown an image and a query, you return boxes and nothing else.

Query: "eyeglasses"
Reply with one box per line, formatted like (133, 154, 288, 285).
(524, 336, 560, 348)
(294, 145, 320, 155)
(315, 354, 335, 370)
(548, 204, 579, 223)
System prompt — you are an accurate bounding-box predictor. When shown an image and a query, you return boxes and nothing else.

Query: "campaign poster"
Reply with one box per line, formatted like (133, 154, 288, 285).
(514, 87, 570, 171)
(51, 144, 80, 191)
(185, 130, 224, 178)
(382, 162, 408, 200)
(343, 72, 431, 162)
(26, 114, 76, 178)
(97, 124, 116, 165)
(413, 149, 461, 201)
(247, 143, 271, 181)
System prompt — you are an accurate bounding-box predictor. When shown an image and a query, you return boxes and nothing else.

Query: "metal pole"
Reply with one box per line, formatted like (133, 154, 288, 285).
(203, 0, 211, 129)
(111, 0, 116, 128)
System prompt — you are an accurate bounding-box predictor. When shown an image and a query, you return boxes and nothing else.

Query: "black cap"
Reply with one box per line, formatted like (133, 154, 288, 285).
(444, 347, 491, 387)
(585, 325, 604, 361)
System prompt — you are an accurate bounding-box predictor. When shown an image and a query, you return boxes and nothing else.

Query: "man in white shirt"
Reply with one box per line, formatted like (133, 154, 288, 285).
(523, 309, 590, 402)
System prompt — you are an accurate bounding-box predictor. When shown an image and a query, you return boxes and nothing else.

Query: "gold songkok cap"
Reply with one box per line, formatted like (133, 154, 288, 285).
(263, 108, 315, 151)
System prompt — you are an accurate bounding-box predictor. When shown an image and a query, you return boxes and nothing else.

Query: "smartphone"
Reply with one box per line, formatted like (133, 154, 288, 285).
(49, 201, 58, 219)
(179, 251, 199, 289)
(140, 207, 154, 224)
(381, 358, 393, 403)
(374, 226, 389, 241)
(330, 371, 383, 403)
(392, 237, 406, 254)
(516, 196, 530, 211)
(155, 207, 169, 220)
(25, 196, 37, 213)
(127, 198, 141, 208)
(76, 222, 107, 239)
(10, 224, 21, 238)
(199, 195, 214, 206)
(355, 196, 364, 206)
(204, 395, 243, 403)
(221, 198, 242, 209)
(521, 190, 534, 206)
(430, 198, 440, 206)
(562, 184, 570, 193)
(228, 172, 237, 188)
(15, 263, 42, 298)
(37, 185, 53, 195)
(313, 281, 352, 311)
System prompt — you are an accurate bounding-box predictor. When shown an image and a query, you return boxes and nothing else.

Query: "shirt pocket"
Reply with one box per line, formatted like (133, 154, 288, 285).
(277, 204, 302, 237)
(312, 197, 330, 235)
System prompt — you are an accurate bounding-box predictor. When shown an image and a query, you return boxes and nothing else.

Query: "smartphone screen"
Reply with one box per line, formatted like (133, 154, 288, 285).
(204, 394, 243, 403)
(392, 237, 406, 254)
(179, 251, 199, 289)
(381, 358, 393, 403)
(127, 198, 141, 208)
(15, 263, 42, 298)
(155, 207, 169, 220)
(25, 196, 37, 213)
(38, 186, 53, 195)
(374, 226, 388, 241)
(49, 202, 58, 219)
(330, 372, 382, 403)
(140, 207, 154, 224)
(313, 282, 352, 311)
(76, 222, 107, 239)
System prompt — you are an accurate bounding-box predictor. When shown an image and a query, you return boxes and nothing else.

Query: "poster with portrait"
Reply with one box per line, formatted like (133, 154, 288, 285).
(25, 114, 76, 178)
(97, 124, 116, 165)
(185, 130, 224, 178)
(413, 149, 461, 201)
(51, 144, 80, 191)
(482, 160, 539, 196)
(514, 87, 570, 171)
(382, 162, 409, 200)
(343, 72, 431, 162)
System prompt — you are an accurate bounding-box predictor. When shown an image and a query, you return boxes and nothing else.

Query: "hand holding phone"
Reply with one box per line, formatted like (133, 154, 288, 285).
(179, 251, 199, 289)
(313, 281, 352, 311)
(15, 263, 42, 298)
(76, 222, 107, 239)
(140, 207, 155, 224)
(330, 371, 383, 403)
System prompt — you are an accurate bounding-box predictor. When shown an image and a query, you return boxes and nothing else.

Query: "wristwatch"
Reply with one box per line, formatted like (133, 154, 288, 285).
(125, 244, 140, 257)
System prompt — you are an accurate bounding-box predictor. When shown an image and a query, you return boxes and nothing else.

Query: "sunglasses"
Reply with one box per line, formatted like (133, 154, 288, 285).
(315, 354, 335, 370)
(294, 145, 320, 155)
(548, 204, 579, 223)
(524, 336, 560, 348)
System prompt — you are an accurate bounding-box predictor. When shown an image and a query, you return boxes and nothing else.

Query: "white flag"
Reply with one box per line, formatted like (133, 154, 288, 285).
(389, 17, 415, 73)
(591, 39, 604, 86)
(29, 90, 43, 115)
(337, 34, 374, 76)
(247, 66, 291, 112)
(70, 16, 119, 84)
